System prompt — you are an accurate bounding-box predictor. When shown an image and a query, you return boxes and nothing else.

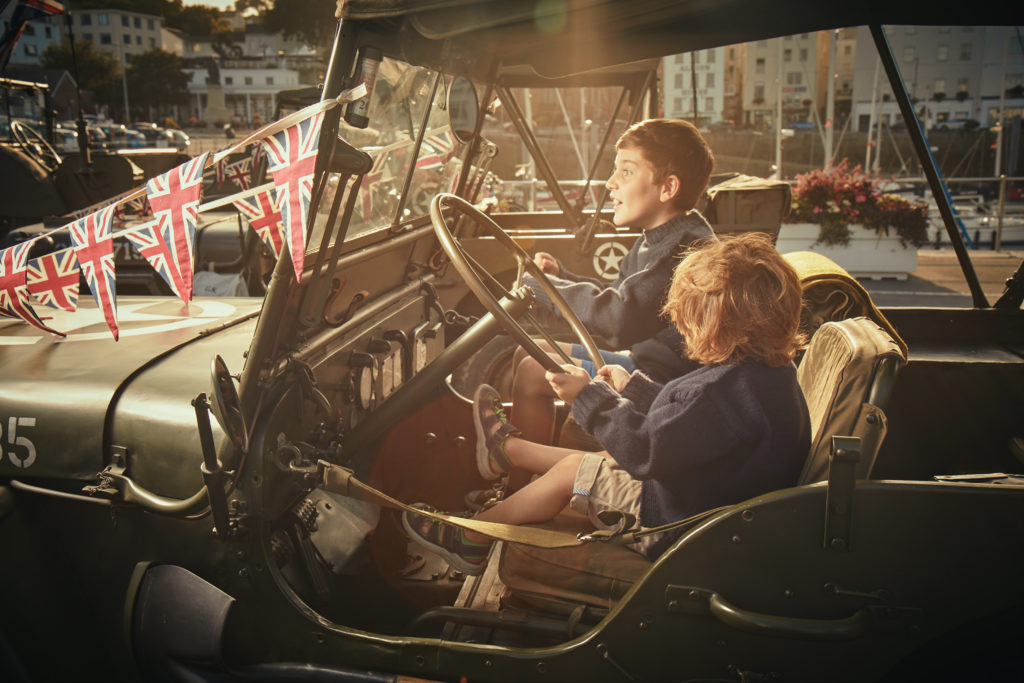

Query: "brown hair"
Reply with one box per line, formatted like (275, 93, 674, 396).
(661, 233, 805, 367)
(616, 118, 714, 212)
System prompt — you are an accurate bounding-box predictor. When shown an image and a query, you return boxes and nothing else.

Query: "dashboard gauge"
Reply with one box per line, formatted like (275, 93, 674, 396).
(381, 354, 395, 398)
(355, 364, 376, 410)
(350, 351, 376, 410)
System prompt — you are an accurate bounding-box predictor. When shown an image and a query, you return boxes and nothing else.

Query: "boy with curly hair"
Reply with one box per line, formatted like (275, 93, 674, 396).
(404, 233, 812, 573)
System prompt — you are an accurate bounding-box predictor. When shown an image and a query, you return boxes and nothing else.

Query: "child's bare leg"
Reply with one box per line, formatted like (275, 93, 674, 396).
(511, 341, 575, 444)
(503, 437, 595, 475)
(464, 453, 582, 542)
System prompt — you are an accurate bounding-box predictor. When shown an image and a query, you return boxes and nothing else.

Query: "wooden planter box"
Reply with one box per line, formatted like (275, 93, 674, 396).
(776, 222, 918, 280)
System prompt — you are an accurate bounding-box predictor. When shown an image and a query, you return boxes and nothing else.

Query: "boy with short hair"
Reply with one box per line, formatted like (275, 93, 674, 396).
(404, 233, 812, 573)
(512, 118, 716, 445)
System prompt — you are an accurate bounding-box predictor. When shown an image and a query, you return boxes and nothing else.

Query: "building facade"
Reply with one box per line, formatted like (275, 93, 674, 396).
(663, 47, 726, 126)
(851, 25, 1024, 131)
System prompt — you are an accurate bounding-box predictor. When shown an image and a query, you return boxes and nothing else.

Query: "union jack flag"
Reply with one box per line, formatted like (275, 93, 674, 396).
(27, 248, 79, 311)
(225, 158, 251, 190)
(233, 188, 285, 257)
(68, 204, 118, 340)
(123, 223, 187, 299)
(262, 112, 323, 282)
(112, 194, 150, 225)
(145, 151, 210, 302)
(0, 242, 63, 336)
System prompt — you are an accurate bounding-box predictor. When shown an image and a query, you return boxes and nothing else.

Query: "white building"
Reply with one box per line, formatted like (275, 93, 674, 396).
(851, 25, 1024, 130)
(66, 9, 169, 62)
(663, 48, 726, 125)
(185, 62, 300, 125)
(1, 6, 63, 65)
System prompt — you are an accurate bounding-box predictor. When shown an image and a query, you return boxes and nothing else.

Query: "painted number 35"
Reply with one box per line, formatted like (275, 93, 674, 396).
(2, 417, 37, 468)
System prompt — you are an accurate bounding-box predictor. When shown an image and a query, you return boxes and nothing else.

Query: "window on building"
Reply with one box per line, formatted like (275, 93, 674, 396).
(958, 77, 968, 93)
(960, 43, 972, 61)
(244, 76, 253, 85)
(844, 45, 852, 56)
(728, 47, 735, 59)
(134, 17, 141, 28)
(783, 48, 792, 62)
(24, 44, 37, 56)
(903, 46, 916, 62)
(100, 33, 111, 44)
(786, 71, 802, 85)
(753, 82, 765, 101)
(135, 35, 141, 44)
(799, 47, 808, 61)
(934, 79, 946, 95)
(80, 14, 92, 25)
(122, 16, 129, 27)
(705, 72, 715, 88)
(673, 97, 682, 111)
(674, 72, 683, 88)
(23, 23, 34, 35)
(225, 76, 233, 85)
(937, 45, 948, 61)
(149, 37, 155, 47)
(123, 34, 130, 44)
(147, 19, 154, 30)
(706, 50, 715, 63)
(98, 13, 108, 25)
(266, 76, 274, 85)
(1007, 73, 1023, 89)
(125, 53, 132, 63)
(44, 26, 51, 38)
(755, 57, 765, 74)
(705, 96, 714, 111)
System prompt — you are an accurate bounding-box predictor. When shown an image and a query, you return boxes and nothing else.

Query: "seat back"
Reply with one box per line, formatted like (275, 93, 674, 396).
(796, 317, 906, 484)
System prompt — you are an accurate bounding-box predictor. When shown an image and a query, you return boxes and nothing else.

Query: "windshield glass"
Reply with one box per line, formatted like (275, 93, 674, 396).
(309, 58, 467, 247)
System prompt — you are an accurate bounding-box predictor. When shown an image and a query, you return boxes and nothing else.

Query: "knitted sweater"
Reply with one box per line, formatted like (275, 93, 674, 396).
(571, 361, 811, 559)
(525, 212, 714, 382)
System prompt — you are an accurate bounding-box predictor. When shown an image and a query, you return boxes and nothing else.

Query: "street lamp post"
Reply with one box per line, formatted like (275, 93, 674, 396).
(119, 40, 130, 123)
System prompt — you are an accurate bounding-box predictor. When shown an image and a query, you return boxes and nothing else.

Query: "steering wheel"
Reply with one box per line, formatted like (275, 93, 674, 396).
(430, 193, 603, 374)
(10, 120, 62, 172)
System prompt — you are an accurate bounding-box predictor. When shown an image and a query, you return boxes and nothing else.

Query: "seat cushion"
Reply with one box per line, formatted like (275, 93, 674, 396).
(499, 513, 651, 611)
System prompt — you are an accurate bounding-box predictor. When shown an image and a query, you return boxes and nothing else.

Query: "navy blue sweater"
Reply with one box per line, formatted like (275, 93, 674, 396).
(525, 212, 714, 382)
(571, 361, 811, 558)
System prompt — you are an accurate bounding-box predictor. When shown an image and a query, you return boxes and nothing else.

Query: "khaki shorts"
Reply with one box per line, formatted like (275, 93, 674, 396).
(568, 452, 656, 555)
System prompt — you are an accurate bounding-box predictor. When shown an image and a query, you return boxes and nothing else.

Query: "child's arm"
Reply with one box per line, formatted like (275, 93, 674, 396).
(545, 364, 595, 404)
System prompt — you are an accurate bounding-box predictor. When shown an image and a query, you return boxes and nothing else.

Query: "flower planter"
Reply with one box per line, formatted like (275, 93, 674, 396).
(776, 223, 917, 280)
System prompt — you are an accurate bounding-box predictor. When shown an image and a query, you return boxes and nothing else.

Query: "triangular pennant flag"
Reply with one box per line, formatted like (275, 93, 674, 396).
(123, 223, 188, 300)
(27, 249, 79, 311)
(225, 158, 252, 190)
(68, 204, 119, 340)
(145, 152, 210, 302)
(262, 111, 324, 282)
(233, 187, 285, 257)
(0, 242, 65, 336)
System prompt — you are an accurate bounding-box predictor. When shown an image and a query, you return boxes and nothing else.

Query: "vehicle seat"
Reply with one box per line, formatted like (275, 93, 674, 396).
(499, 317, 907, 612)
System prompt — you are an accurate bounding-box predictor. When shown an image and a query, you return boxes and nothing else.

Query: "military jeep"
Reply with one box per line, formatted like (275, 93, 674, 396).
(1, 2, 1022, 682)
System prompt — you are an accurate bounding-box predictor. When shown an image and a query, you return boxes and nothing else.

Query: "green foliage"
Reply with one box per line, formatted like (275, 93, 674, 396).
(786, 159, 929, 248)
(262, 0, 336, 49)
(41, 38, 121, 111)
(68, 0, 226, 36)
(127, 49, 190, 109)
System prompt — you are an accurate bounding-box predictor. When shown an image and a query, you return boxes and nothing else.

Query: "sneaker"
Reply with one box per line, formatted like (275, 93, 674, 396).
(464, 484, 505, 512)
(473, 384, 521, 481)
(402, 503, 492, 576)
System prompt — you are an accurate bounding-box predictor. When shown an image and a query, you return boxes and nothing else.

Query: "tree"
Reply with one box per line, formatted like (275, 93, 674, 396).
(261, 0, 336, 50)
(127, 49, 190, 114)
(41, 38, 121, 114)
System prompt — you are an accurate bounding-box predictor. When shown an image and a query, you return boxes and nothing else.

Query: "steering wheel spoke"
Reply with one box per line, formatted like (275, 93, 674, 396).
(430, 193, 603, 375)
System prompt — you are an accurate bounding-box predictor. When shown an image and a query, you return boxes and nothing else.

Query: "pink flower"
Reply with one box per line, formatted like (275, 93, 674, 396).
(813, 206, 823, 214)
(855, 194, 866, 203)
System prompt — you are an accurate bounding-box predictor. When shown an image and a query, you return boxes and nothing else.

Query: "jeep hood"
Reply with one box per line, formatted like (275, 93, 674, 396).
(0, 297, 260, 496)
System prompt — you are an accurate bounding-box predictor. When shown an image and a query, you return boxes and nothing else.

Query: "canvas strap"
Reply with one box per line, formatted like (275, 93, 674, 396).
(318, 461, 728, 549)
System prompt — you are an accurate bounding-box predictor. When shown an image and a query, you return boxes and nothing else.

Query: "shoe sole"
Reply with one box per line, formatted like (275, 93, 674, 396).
(473, 384, 502, 481)
(401, 510, 487, 576)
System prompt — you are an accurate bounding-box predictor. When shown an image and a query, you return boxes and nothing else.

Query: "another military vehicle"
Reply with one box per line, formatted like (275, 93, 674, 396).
(1, 2, 1022, 681)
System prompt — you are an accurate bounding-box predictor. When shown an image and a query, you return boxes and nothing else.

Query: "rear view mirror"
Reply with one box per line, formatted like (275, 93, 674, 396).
(210, 355, 248, 453)
(447, 76, 479, 144)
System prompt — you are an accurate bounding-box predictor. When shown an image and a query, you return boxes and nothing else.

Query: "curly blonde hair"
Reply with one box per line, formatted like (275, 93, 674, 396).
(662, 233, 805, 367)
